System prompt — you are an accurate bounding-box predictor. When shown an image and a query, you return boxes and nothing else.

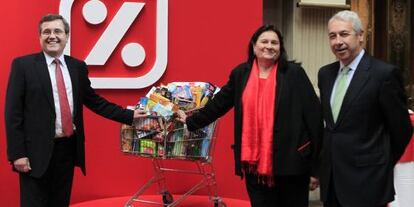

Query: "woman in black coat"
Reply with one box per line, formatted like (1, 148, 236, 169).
(177, 25, 322, 207)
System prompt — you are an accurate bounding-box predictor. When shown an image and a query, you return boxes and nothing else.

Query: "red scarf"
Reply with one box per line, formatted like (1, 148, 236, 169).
(241, 60, 277, 185)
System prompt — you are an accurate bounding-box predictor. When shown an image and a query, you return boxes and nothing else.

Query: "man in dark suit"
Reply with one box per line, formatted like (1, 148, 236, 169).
(5, 14, 144, 207)
(317, 10, 413, 207)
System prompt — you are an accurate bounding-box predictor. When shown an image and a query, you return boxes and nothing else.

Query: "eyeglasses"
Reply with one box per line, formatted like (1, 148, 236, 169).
(41, 29, 66, 37)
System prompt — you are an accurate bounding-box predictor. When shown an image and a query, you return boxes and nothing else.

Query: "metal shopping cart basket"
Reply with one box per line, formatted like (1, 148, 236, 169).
(120, 110, 226, 207)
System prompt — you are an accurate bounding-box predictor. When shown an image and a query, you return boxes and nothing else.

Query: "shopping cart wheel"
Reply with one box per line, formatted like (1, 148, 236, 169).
(162, 191, 173, 204)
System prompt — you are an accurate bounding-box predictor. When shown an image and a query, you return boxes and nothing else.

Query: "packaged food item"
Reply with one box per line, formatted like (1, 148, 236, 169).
(121, 125, 134, 152)
(172, 141, 185, 156)
(135, 82, 220, 117)
(200, 139, 211, 157)
(186, 140, 201, 157)
(140, 139, 157, 155)
(134, 118, 162, 132)
(139, 97, 148, 110)
(158, 145, 165, 156)
(152, 103, 174, 117)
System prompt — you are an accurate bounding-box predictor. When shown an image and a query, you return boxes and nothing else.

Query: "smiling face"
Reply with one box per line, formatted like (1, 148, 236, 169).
(39, 19, 68, 57)
(328, 19, 364, 65)
(253, 31, 280, 63)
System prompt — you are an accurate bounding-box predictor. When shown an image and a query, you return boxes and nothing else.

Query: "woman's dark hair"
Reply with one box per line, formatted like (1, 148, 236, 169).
(247, 24, 287, 65)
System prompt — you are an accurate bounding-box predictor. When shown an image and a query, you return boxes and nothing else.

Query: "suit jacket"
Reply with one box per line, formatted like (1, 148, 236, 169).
(318, 53, 413, 206)
(5, 52, 134, 178)
(186, 59, 322, 177)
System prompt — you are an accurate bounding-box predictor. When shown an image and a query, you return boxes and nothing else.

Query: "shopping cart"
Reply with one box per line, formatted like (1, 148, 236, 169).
(120, 110, 226, 207)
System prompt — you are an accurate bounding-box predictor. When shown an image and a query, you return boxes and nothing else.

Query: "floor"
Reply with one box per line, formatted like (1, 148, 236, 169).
(71, 196, 324, 207)
(310, 200, 323, 207)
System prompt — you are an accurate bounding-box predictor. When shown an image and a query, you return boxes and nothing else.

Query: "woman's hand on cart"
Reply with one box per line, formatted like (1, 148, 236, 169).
(175, 110, 187, 123)
(134, 108, 148, 119)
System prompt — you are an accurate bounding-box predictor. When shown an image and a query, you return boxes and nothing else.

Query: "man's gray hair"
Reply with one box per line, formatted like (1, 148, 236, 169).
(329, 10, 363, 34)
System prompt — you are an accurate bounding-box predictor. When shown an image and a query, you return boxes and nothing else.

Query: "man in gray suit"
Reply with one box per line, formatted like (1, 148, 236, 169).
(317, 10, 412, 207)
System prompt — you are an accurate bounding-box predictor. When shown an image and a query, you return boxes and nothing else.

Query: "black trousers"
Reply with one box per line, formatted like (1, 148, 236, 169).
(324, 174, 386, 207)
(245, 173, 310, 207)
(19, 138, 76, 207)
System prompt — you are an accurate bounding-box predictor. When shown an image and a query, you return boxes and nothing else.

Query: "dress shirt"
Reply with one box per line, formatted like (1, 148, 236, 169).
(330, 49, 365, 106)
(43, 52, 74, 137)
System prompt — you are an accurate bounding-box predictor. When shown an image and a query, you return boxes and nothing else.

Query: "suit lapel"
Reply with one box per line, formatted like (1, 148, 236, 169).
(335, 53, 371, 126)
(65, 56, 79, 117)
(35, 53, 55, 110)
(324, 62, 340, 126)
(275, 60, 287, 121)
(241, 63, 252, 91)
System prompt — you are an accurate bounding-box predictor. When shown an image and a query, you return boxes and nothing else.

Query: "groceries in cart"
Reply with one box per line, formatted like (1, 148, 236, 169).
(138, 82, 219, 116)
(121, 82, 220, 160)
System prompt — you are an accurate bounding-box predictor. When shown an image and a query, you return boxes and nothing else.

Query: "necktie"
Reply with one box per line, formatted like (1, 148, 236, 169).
(332, 67, 351, 123)
(54, 59, 73, 137)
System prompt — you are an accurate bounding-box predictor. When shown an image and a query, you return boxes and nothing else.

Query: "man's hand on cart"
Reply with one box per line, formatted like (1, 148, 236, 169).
(175, 110, 187, 123)
(134, 108, 148, 119)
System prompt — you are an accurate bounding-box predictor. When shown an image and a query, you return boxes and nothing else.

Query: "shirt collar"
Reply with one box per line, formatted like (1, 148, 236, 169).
(339, 49, 365, 71)
(43, 52, 67, 68)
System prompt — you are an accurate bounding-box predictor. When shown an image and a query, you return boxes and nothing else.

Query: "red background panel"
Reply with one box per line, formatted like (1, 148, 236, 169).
(0, 0, 262, 206)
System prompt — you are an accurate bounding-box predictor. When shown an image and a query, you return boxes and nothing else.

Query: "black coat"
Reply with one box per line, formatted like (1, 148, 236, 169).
(318, 53, 413, 206)
(5, 52, 134, 178)
(186, 59, 322, 177)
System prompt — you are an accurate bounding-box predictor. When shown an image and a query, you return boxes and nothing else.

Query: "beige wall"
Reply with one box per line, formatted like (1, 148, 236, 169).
(264, 0, 340, 89)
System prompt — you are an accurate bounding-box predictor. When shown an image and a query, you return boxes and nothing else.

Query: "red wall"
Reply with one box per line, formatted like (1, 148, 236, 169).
(0, 0, 262, 206)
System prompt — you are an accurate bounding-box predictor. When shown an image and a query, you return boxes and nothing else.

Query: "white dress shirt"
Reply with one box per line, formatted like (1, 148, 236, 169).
(43, 52, 74, 137)
(330, 49, 365, 106)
